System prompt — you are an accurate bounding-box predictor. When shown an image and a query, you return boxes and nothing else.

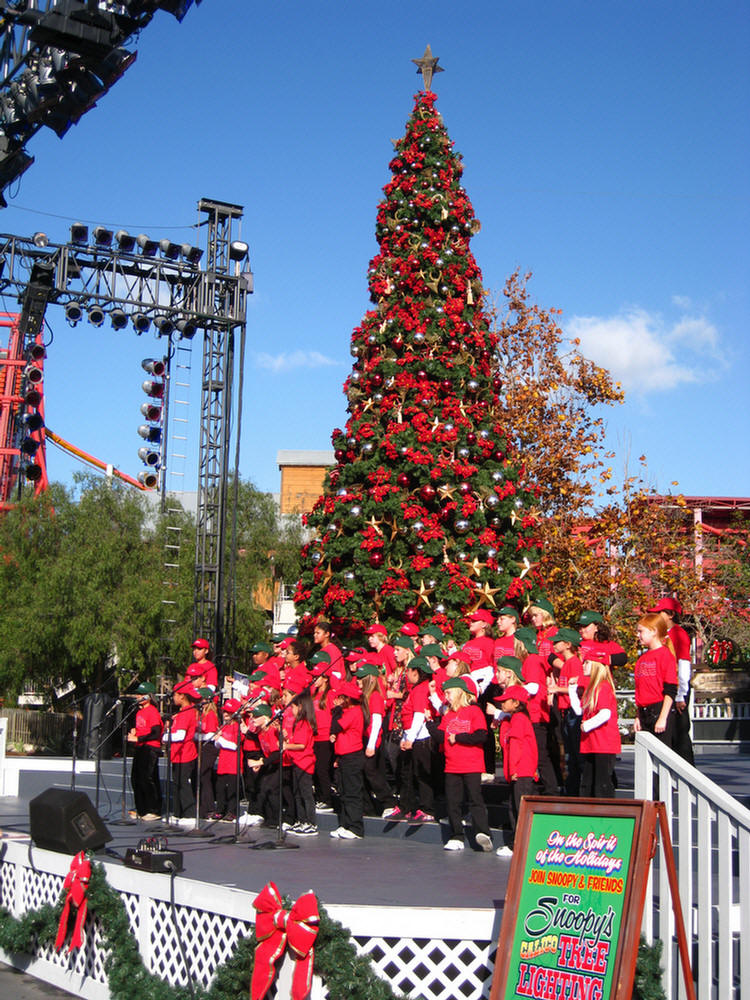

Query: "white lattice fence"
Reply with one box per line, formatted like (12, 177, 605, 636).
(0, 838, 499, 1000)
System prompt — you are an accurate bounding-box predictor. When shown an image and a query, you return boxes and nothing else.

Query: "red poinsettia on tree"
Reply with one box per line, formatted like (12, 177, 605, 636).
(294, 84, 541, 638)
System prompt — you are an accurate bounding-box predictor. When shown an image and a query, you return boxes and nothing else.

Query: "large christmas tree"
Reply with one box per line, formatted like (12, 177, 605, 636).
(295, 55, 541, 638)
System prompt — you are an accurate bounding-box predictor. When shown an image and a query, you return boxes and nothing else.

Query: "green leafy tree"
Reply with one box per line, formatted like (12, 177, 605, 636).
(294, 90, 540, 638)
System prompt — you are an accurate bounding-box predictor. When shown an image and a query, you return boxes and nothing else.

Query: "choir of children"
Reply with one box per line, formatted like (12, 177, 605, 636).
(136, 597, 689, 858)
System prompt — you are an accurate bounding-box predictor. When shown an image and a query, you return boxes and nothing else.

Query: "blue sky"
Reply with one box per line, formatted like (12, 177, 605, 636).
(2, 1, 748, 501)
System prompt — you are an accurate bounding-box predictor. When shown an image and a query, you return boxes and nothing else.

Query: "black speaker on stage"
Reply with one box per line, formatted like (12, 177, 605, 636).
(29, 788, 112, 854)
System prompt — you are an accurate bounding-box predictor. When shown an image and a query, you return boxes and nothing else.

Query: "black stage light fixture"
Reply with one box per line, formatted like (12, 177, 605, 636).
(132, 312, 151, 333)
(32, 231, 49, 247)
(142, 357, 166, 377)
(88, 47, 138, 90)
(24, 387, 42, 408)
(20, 438, 39, 456)
(22, 412, 44, 433)
(138, 446, 160, 466)
(138, 424, 162, 444)
(153, 315, 174, 336)
(136, 234, 158, 257)
(180, 243, 203, 265)
(115, 230, 136, 253)
(142, 379, 164, 399)
(229, 240, 249, 261)
(23, 364, 43, 385)
(70, 222, 88, 244)
(159, 239, 180, 260)
(0, 140, 34, 204)
(65, 301, 83, 323)
(110, 309, 128, 330)
(87, 304, 105, 327)
(92, 225, 113, 247)
(27, 343, 47, 361)
(176, 318, 197, 339)
(24, 462, 43, 483)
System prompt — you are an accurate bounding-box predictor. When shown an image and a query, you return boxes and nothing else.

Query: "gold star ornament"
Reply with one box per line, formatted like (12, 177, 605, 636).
(412, 44, 444, 92)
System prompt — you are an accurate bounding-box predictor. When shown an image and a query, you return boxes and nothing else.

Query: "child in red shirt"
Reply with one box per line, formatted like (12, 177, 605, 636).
(634, 613, 678, 746)
(433, 676, 492, 852)
(570, 660, 621, 798)
(283, 676, 318, 837)
(356, 664, 397, 818)
(163, 681, 200, 822)
(213, 698, 241, 820)
(548, 628, 584, 796)
(496, 684, 538, 857)
(329, 681, 365, 840)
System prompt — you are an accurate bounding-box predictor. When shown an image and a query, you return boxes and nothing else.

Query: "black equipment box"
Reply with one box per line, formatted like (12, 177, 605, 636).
(124, 847, 183, 874)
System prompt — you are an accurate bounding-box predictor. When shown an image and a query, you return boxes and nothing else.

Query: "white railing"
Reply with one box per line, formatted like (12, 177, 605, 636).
(634, 731, 750, 1000)
(0, 838, 499, 1000)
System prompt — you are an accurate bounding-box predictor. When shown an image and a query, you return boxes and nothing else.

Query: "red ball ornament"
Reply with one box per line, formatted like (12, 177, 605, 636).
(370, 372, 383, 387)
(369, 551, 384, 568)
(440, 379, 452, 393)
(419, 484, 437, 503)
(493, 451, 505, 462)
(466, 432, 477, 445)
(416, 370, 428, 383)
(334, 449, 346, 462)
(397, 473, 410, 488)
(404, 606, 419, 622)
(458, 481, 472, 495)
(448, 339, 460, 352)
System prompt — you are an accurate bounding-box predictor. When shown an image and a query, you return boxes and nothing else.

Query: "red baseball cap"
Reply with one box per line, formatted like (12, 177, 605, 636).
(223, 698, 241, 714)
(337, 681, 361, 701)
(497, 684, 528, 705)
(186, 663, 206, 677)
(365, 624, 388, 636)
(192, 638, 210, 650)
(173, 680, 201, 701)
(449, 650, 473, 666)
(400, 623, 419, 636)
(468, 610, 494, 626)
(649, 597, 682, 615)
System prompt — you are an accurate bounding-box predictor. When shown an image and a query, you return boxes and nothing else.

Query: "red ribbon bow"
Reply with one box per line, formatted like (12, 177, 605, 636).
(55, 851, 91, 954)
(251, 881, 320, 1000)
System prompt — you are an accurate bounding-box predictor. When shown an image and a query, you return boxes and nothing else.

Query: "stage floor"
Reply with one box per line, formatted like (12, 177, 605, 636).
(2, 746, 745, 911)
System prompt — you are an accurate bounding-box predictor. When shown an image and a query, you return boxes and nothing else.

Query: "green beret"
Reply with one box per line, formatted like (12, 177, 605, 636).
(496, 655, 523, 673)
(309, 651, 331, 665)
(421, 625, 445, 640)
(497, 606, 520, 621)
(135, 682, 156, 695)
(550, 627, 581, 647)
(577, 610, 604, 626)
(393, 635, 415, 651)
(529, 596, 555, 617)
(253, 703, 272, 718)
(252, 642, 273, 654)
(420, 643, 443, 659)
(355, 664, 380, 679)
(514, 628, 538, 654)
(407, 655, 432, 674)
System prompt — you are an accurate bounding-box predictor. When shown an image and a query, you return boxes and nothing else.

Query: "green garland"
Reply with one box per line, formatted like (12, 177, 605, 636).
(0, 862, 666, 1000)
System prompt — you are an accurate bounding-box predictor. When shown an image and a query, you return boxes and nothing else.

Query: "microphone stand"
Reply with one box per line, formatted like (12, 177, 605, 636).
(250, 665, 335, 852)
(214, 691, 265, 845)
(185, 704, 212, 839)
(87, 696, 120, 812)
(109, 700, 139, 826)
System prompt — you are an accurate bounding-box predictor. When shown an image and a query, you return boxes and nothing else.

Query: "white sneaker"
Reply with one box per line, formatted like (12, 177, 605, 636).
(476, 832, 493, 852)
(481, 772, 495, 783)
(336, 827, 362, 840)
(496, 845, 514, 858)
(240, 813, 264, 827)
(316, 803, 334, 813)
(444, 839, 465, 851)
(330, 826, 344, 839)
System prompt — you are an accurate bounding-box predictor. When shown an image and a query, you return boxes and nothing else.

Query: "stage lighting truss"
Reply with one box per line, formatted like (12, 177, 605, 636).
(0, 2, 203, 204)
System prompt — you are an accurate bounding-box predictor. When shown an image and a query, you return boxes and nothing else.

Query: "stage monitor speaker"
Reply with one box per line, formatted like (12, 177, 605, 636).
(29, 788, 112, 854)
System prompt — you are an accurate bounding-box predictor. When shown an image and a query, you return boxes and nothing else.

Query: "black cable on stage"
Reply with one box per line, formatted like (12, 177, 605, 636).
(166, 860, 195, 999)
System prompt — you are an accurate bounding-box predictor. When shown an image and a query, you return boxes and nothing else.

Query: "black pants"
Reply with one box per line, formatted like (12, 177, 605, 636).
(445, 772, 490, 840)
(336, 750, 364, 836)
(508, 776, 535, 846)
(313, 741, 334, 806)
(580, 753, 616, 798)
(132, 745, 162, 817)
(171, 760, 196, 818)
(292, 766, 316, 826)
(638, 702, 675, 747)
(561, 710, 582, 796)
(198, 742, 218, 817)
(383, 733, 403, 797)
(399, 738, 434, 816)
(672, 692, 695, 765)
(215, 773, 237, 816)
(258, 763, 281, 825)
(363, 747, 396, 813)
(533, 722, 559, 795)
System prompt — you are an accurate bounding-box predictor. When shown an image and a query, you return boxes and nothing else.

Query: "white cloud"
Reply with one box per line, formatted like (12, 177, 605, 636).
(254, 350, 344, 374)
(567, 307, 723, 394)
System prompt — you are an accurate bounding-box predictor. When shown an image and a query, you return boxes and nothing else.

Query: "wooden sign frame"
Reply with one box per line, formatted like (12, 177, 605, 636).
(489, 796, 692, 1000)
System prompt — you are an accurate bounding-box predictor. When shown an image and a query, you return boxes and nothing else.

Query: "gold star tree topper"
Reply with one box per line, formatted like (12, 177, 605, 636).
(412, 44, 444, 92)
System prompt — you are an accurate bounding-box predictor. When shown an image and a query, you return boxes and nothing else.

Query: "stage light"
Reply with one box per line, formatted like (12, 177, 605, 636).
(26, 343, 47, 361)
(229, 240, 249, 261)
(0, 141, 34, 204)
(22, 412, 44, 432)
(142, 358, 166, 377)
(136, 234, 158, 257)
(176, 318, 197, 339)
(180, 244, 203, 265)
(33, 232, 49, 248)
(87, 305, 105, 327)
(24, 463, 43, 483)
(138, 425, 162, 444)
(138, 469, 158, 488)
(132, 313, 151, 333)
(115, 230, 136, 253)
(140, 402, 161, 421)
(159, 239, 180, 260)
(142, 380, 164, 399)
(20, 438, 39, 456)
(23, 364, 43, 385)
(153, 315, 175, 336)
(93, 226, 113, 247)
(24, 387, 42, 408)
(70, 223, 88, 244)
(138, 446, 160, 466)
(65, 301, 83, 323)
(110, 309, 128, 330)
(240, 269, 254, 293)
(89, 47, 137, 89)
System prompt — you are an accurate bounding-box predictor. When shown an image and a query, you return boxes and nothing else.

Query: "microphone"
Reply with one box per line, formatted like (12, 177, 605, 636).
(103, 699, 122, 720)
